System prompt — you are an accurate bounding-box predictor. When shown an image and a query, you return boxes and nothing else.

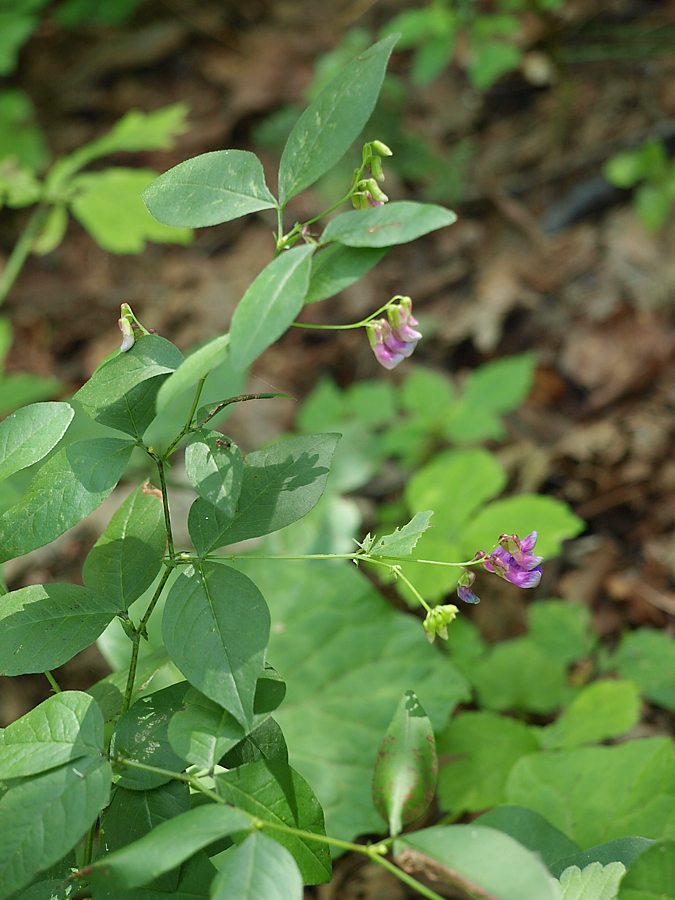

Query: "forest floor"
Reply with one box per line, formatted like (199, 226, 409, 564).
(1, 1, 674, 895)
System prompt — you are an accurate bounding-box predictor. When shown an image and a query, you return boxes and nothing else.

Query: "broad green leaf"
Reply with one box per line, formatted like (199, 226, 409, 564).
(101, 782, 190, 892)
(540, 681, 641, 750)
(321, 201, 456, 248)
(93, 374, 167, 438)
(74, 334, 183, 419)
(70, 168, 192, 253)
(0, 583, 122, 675)
(395, 825, 561, 900)
(553, 838, 656, 879)
(370, 511, 434, 559)
(18, 881, 75, 900)
(162, 563, 270, 728)
(221, 717, 289, 769)
(216, 760, 331, 884)
(155, 334, 230, 413)
(617, 840, 675, 899)
(475, 806, 580, 872)
(278, 35, 397, 204)
(462, 353, 537, 413)
(0, 756, 111, 900)
(437, 712, 540, 815)
(372, 690, 437, 836)
(0, 437, 133, 563)
(90, 804, 251, 890)
(142, 150, 277, 228)
(305, 244, 387, 303)
(527, 600, 595, 666)
(344, 379, 398, 426)
(0, 402, 73, 481)
(185, 430, 243, 517)
(211, 832, 303, 899)
(0, 691, 103, 778)
(111, 682, 189, 790)
(607, 629, 675, 711)
(235, 558, 470, 841)
(401, 366, 455, 417)
(471, 637, 574, 714)
(462, 494, 584, 560)
(229, 245, 314, 371)
(560, 861, 625, 900)
(188, 433, 340, 552)
(507, 738, 675, 849)
(167, 688, 245, 772)
(93, 852, 215, 900)
(83, 483, 166, 607)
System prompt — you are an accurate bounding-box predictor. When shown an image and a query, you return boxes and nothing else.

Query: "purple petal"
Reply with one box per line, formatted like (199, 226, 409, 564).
(505, 566, 542, 589)
(520, 531, 538, 552)
(457, 583, 480, 604)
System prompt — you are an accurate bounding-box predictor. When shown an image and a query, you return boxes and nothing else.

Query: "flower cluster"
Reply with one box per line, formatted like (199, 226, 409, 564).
(456, 531, 543, 606)
(367, 296, 422, 370)
(423, 603, 458, 643)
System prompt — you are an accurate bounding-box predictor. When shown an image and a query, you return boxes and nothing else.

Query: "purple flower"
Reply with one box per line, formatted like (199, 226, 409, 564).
(499, 531, 543, 570)
(367, 297, 423, 370)
(457, 569, 480, 604)
(479, 532, 543, 589)
(388, 296, 422, 344)
(367, 320, 407, 369)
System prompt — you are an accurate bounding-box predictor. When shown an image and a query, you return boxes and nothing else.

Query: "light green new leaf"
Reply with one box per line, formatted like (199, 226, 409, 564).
(0, 583, 122, 675)
(278, 35, 398, 204)
(211, 832, 303, 899)
(0, 437, 133, 563)
(229, 245, 314, 371)
(90, 804, 251, 890)
(111, 682, 189, 790)
(370, 510, 433, 559)
(0, 401, 73, 481)
(559, 861, 625, 900)
(216, 760, 331, 884)
(372, 690, 437, 836)
(305, 244, 387, 304)
(321, 201, 456, 248)
(167, 688, 245, 772)
(0, 756, 111, 900)
(463, 353, 536, 413)
(395, 825, 561, 900)
(540, 680, 641, 750)
(188, 433, 340, 552)
(155, 334, 230, 413)
(142, 149, 277, 227)
(185, 430, 243, 517)
(0, 691, 104, 779)
(70, 168, 192, 253)
(617, 840, 675, 900)
(162, 563, 270, 729)
(83, 483, 166, 607)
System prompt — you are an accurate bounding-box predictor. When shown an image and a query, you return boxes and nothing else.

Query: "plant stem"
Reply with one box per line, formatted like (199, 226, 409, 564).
(162, 377, 207, 458)
(291, 299, 395, 331)
(154, 456, 175, 558)
(200, 392, 292, 428)
(0, 206, 49, 306)
(367, 851, 446, 900)
(44, 671, 62, 693)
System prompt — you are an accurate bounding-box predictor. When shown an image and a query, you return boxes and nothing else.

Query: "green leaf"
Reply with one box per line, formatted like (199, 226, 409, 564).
(0, 691, 104, 779)
(617, 840, 675, 899)
(162, 563, 270, 729)
(155, 334, 230, 413)
(540, 680, 641, 750)
(437, 712, 540, 815)
(553, 838, 655, 878)
(0, 372, 62, 416)
(0, 2, 47, 77)
(401, 366, 455, 417)
(234, 558, 470, 841)
(608, 629, 675, 710)
(395, 825, 561, 900)
(0, 437, 133, 563)
(527, 600, 595, 666)
(229, 245, 314, 371)
(216, 760, 331, 884)
(462, 353, 536, 413)
(475, 806, 580, 873)
(93, 374, 166, 439)
(0, 88, 48, 170)
(560, 861, 625, 900)
(188, 433, 340, 552)
(506, 738, 675, 849)
(0, 756, 111, 900)
(100, 781, 190, 893)
(278, 35, 398, 204)
(370, 511, 433, 558)
(142, 150, 277, 228)
(220, 717, 288, 769)
(304, 244, 387, 304)
(90, 804, 251, 890)
(70, 168, 192, 253)
(634, 183, 672, 232)
(462, 494, 585, 560)
(167, 688, 245, 772)
(372, 690, 437, 836)
(211, 831, 303, 899)
(185, 430, 243, 517)
(0, 583, 122, 675)
(321, 201, 456, 248)
(0, 401, 73, 481)
(83, 483, 166, 607)
(74, 334, 183, 420)
(111, 682, 189, 790)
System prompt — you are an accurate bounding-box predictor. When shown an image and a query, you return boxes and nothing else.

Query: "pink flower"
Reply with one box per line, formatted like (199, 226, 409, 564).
(367, 297, 422, 370)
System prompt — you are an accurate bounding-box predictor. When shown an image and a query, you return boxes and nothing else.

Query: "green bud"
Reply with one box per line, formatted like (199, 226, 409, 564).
(370, 155, 384, 181)
(422, 604, 458, 643)
(371, 140, 393, 157)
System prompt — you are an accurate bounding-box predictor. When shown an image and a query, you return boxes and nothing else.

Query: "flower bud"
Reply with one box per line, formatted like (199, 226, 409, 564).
(118, 315, 135, 352)
(423, 604, 459, 643)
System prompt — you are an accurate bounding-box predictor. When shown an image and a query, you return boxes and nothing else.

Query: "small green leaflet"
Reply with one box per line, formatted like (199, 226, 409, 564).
(184, 429, 243, 517)
(0, 401, 73, 481)
(368, 510, 433, 558)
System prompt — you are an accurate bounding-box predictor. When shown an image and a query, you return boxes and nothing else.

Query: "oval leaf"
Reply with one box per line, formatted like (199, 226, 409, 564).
(156, 334, 230, 413)
(167, 688, 245, 773)
(229, 245, 314, 371)
(305, 244, 387, 304)
(162, 563, 270, 729)
(0, 401, 73, 481)
(185, 430, 243, 517)
(142, 150, 277, 228)
(321, 201, 456, 248)
(211, 831, 303, 899)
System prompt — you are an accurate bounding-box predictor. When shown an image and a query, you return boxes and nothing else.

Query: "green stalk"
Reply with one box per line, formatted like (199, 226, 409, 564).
(0, 206, 49, 306)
